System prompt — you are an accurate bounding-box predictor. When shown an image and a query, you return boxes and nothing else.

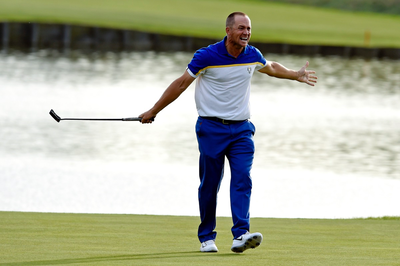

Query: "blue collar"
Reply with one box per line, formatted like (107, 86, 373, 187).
(217, 36, 249, 58)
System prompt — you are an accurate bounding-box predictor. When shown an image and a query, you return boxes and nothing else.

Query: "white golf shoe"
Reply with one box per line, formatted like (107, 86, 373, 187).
(200, 240, 218, 252)
(231, 232, 263, 253)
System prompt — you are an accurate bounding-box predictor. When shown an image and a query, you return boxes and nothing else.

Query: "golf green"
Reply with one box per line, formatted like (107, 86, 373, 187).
(1, 212, 399, 265)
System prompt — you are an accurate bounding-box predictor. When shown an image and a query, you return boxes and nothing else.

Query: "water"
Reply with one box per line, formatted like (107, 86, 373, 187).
(0, 49, 399, 218)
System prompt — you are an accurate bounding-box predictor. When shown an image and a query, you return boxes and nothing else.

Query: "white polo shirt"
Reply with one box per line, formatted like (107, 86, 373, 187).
(187, 36, 267, 120)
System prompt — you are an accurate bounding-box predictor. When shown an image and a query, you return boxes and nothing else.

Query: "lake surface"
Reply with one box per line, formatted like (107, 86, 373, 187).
(0, 49, 399, 218)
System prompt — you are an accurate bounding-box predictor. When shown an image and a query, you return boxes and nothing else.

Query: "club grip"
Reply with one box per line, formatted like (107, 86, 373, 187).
(122, 117, 155, 122)
(123, 117, 142, 121)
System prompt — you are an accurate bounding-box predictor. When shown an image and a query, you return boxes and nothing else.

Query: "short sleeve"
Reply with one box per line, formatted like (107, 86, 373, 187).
(187, 48, 210, 78)
(254, 47, 267, 70)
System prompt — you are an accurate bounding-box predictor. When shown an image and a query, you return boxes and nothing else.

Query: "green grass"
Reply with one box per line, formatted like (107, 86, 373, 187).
(1, 212, 400, 265)
(0, 0, 400, 48)
(265, 0, 400, 15)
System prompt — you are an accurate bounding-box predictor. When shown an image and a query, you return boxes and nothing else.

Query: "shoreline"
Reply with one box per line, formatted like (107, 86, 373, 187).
(2, 155, 399, 219)
(2, 22, 400, 59)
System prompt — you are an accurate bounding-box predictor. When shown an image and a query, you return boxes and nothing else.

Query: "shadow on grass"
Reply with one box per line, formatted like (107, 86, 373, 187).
(0, 251, 239, 265)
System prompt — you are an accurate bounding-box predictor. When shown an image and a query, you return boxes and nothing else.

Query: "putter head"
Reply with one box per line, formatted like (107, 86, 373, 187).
(49, 109, 61, 122)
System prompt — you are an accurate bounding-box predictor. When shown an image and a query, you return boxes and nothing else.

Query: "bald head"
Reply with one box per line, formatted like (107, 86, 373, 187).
(226, 12, 248, 28)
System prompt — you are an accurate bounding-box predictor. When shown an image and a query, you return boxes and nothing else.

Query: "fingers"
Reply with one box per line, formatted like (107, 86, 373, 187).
(306, 74, 318, 86)
(303, 61, 317, 86)
(141, 118, 153, 124)
(140, 117, 154, 124)
(139, 112, 156, 124)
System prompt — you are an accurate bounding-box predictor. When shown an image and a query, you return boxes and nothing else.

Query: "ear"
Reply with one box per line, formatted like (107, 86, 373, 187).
(225, 26, 230, 36)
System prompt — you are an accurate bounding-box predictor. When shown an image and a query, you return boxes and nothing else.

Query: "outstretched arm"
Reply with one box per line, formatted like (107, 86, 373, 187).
(259, 61, 317, 86)
(139, 70, 195, 123)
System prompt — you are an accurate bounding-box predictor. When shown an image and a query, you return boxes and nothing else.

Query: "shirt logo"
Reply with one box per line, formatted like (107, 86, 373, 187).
(247, 67, 252, 74)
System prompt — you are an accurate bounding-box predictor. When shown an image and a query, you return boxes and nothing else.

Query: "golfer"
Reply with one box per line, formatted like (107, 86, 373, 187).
(140, 11, 317, 253)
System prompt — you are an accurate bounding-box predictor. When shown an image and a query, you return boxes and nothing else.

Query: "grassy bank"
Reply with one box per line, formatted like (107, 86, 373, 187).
(1, 212, 399, 265)
(0, 0, 400, 48)
(265, 0, 400, 15)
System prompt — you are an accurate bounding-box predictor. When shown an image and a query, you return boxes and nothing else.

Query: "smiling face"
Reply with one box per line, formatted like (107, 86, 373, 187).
(226, 14, 251, 50)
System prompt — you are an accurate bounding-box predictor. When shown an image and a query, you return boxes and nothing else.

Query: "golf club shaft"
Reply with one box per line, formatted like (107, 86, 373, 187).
(59, 117, 141, 121)
(49, 109, 150, 123)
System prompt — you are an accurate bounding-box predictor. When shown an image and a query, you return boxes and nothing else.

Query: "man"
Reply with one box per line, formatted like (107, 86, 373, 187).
(140, 12, 317, 253)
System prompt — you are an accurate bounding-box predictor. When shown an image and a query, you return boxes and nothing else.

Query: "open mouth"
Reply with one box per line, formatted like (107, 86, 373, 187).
(240, 37, 248, 41)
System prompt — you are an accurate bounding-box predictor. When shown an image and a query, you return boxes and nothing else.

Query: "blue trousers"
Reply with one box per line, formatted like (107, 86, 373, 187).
(195, 117, 255, 242)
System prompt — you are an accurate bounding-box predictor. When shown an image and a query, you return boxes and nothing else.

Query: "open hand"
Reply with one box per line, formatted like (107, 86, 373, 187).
(297, 61, 317, 86)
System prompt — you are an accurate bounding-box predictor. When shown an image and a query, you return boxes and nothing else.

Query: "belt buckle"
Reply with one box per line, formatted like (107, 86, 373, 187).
(221, 119, 229, 125)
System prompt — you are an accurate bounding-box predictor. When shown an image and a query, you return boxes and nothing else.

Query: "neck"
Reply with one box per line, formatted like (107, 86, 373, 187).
(225, 39, 244, 58)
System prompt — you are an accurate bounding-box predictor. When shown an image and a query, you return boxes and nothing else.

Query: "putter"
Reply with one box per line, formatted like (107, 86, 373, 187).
(49, 109, 152, 123)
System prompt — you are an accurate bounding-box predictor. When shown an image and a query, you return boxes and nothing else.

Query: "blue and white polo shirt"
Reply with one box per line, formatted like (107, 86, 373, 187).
(187, 36, 267, 120)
